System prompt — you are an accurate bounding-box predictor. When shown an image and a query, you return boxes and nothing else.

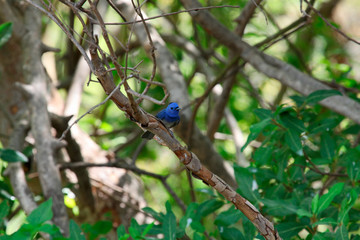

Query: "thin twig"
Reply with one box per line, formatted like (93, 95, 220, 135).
(59, 161, 187, 212)
(185, 57, 240, 143)
(26, 0, 95, 72)
(59, 77, 130, 141)
(304, 0, 360, 45)
(104, 5, 241, 26)
(132, 0, 157, 105)
(250, 0, 268, 26)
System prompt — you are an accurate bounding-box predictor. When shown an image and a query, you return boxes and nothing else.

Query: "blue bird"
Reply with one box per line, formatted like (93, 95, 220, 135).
(142, 102, 181, 139)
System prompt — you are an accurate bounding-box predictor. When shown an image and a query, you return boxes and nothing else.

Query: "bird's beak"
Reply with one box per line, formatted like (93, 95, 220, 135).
(176, 107, 181, 111)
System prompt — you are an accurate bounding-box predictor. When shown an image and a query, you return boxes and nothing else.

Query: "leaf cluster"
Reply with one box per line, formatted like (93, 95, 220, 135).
(237, 90, 360, 239)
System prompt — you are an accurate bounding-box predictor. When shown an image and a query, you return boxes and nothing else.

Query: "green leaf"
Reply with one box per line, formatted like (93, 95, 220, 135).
(192, 232, 203, 240)
(306, 89, 342, 105)
(4, 228, 32, 240)
(296, 209, 313, 218)
(128, 219, 141, 237)
(277, 222, 306, 239)
(317, 183, 344, 214)
(312, 218, 337, 227)
(190, 220, 205, 233)
(261, 199, 298, 216)
(0, 180, 14, 201)
(0, 149, 28, 163)
(92, 220, 113, 235)
(241, 217, 257, 239)
(253, 108, 273, 120)
(69, 220, 86, 240)
(311, 158, 333, 165)
(179, 203, 198, 229)
(142, 207, 164, 222)
(289, 95, 306, 107)
(37, 224, 62, 236)
(0, 201, 10, 224)
(195, 188, 216, 197)
(219, 227, 245, 240)
(214, 207, 242, 227)
(117, 225, 129, 240)
(234, 166, 260, 203)
(82, 220, 113, 240)
(0, 22, 12, 48)
(347, 159, 360, 181)
(312, 193, 320, 214)
(141, 222, 154, 237)
(241, 132, 258, 152)
(197, 199, 223, 217)
(335, 225, 349, 240)
(275, 150, 290, 182)
(338, 189, 357, 224)
(308, 118, 339, 134)
(313, 232, 337, 240)
(284, 128, 302, 153)
(27, 198, 53, 225)
(320, 133, 335, 160)
(279, 112, 306, 134)
(241, 118, 272, 151)
(273, 105, 293, 117)
(163, 201, 176, 240)
(288, 165, 303, 181)
(253, 146, 273, 165)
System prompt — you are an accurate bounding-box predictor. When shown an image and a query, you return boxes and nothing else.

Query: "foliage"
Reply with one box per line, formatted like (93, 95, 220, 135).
(0, 22, 12, 48)
(238, 90, 360, 239)
(1, 93, 360, 237)
(0, 198, 114, 240)
(0, 148, 28, 163)
(1, 0, 360, 239)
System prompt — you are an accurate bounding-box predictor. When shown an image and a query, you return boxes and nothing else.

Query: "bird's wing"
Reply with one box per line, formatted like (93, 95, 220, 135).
(155, 109, 166, 119)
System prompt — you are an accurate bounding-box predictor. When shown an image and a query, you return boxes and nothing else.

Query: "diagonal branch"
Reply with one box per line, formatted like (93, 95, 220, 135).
(180, 0, 360, 126)
(114, 0, 237, 188)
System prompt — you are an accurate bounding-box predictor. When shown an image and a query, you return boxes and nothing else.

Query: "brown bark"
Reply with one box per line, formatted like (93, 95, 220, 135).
(0, 0, 69, 234)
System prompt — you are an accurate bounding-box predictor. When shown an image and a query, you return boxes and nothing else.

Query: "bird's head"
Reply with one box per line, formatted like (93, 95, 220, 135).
(166, 102, 181, 117)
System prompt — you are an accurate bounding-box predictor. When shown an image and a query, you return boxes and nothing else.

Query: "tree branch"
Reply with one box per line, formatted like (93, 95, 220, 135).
(3, 120, 37, 214)
(114, 0, 237, 188)
(180, 0, 360, 126)
(59, 161, 187, 212)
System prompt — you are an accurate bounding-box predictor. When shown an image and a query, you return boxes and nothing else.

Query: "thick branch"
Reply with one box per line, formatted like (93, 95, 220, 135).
(180, 0, 360, 125)
(91, 2, 278, 239)
(115, 0, 237, 188)
(20, 1, 69, 234)
(51, 113, 95, 211)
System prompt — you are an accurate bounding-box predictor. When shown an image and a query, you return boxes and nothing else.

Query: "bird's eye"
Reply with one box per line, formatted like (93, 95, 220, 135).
(171, 107, 173, 110)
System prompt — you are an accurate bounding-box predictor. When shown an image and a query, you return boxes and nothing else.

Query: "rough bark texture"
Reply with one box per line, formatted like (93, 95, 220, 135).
(0, 0, 70, 234)
(0, 0, 148, 233)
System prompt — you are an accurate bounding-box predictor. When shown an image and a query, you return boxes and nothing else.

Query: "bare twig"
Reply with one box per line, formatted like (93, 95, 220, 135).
(186, 57, 240, 143)
(235, 0, 263, 37)
(59, 161, 187, 212)
(304, 0, 360, 45)
(59, 78, 129, 141)
(131, 0, 157, 104)
(104, 5, 241, 26)
(27, 0, 95, 72)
